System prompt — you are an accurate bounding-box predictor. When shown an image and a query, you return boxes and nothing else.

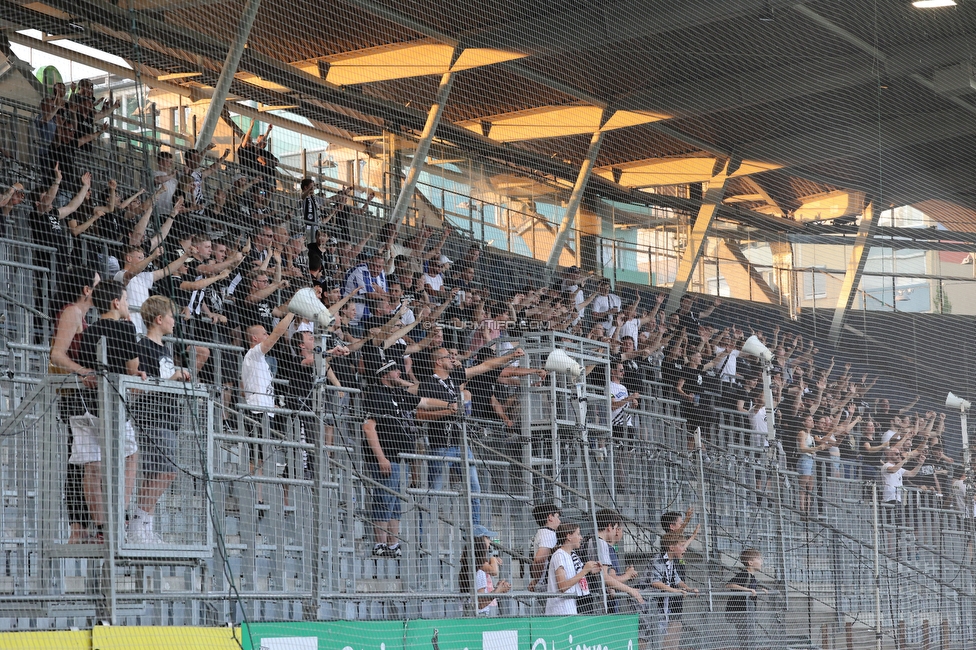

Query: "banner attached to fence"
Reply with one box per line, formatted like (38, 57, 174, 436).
(241, 616, 639, 650)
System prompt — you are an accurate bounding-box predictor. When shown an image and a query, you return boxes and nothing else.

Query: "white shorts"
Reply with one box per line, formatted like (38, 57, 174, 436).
(68, 413, 138, 464)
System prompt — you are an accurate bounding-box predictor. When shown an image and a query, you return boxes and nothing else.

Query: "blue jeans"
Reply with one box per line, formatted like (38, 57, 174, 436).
(429, 446, 481, 525)
(368, 461, 402, 522)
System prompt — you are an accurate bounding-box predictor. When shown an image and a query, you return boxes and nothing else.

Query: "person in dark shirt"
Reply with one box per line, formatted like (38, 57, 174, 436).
(30, 165, 91, 273)
(725, 548, 766, 650)
(420, 346, 524, 526)
(467, 345, 547, 429)
(674, 294, 720, 347)
(130, 295, 190, 544)
(73, 280, 144, 539)
(363, 360, 452, 558)
(299, 177, 317, 240)
(674, 351, 707, 448)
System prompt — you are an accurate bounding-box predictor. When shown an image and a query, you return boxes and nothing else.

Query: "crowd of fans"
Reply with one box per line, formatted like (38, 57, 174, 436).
(1, 81, 972, 614)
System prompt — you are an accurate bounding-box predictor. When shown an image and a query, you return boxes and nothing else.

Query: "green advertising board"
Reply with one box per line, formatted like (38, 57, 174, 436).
(241, 620, 404, 650)
(242, 616, 638, 650)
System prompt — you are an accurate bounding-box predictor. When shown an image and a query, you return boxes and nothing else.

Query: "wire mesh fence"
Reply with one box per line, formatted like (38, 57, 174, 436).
(1, 1, 976, 648)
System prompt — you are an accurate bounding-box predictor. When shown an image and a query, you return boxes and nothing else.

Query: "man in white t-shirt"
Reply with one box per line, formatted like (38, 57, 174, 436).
(591, 278, 621, 330)
(422, 255, 452, 302)
(115, 245, 190, 335)
(881, 447, 925, 555)
(883, 447, 926, 504)
(545, 526, 600, 616)
(242, 311, 296, 489)
(880, 414, 914, 447)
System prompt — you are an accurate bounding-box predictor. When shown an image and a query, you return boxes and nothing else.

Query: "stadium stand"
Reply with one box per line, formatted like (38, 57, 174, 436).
(0, 3, 973, 650)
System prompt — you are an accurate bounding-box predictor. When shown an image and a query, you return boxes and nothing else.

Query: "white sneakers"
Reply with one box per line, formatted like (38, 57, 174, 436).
(127, 511, 165, 545)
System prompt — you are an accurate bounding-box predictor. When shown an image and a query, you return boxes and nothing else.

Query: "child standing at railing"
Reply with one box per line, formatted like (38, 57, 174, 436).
(129, 295, 191, 545)
(725, 548, 767, 650)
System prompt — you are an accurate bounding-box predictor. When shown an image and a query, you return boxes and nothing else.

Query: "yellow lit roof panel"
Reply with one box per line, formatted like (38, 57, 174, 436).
(451, 48, 527, 71)
(596, 157, 783, 187)
(793, 190, 865, 221)
(325, 42, 455, 85)
(461, 105, 602, 141)
(296, 42, 526, 85)
(460, 106, 669, 141)
(601, 110, 668, 130)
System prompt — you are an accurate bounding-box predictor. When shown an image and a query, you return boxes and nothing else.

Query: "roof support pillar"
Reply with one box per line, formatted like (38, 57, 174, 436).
(194, 0, 262, 150)
(388, 70, 455, 225)
(546, 127, 605, 272)
(666, 160, 730, 314)
(829, 202, 876, 345)
(770, 239, 797, 319)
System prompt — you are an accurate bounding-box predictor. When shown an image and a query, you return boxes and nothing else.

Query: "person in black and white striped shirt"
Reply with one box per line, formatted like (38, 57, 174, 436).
(609, 362, 640, 443)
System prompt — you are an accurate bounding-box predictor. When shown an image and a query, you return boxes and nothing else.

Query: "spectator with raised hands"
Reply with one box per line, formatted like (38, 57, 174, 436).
(674, 294, 720, 346)
(184, 146, 229, 216)
(129, 195, 181, 260)
(115, 245, 190, 335)
(0, 181, 25, 237)
(30, 165, 90, 261)
(591, 278, 621, 331)
(64, 173, 117, 240)
(420, 346, 526, 526)
(238, 123, 278, 190)
(153, 151, 179, 216)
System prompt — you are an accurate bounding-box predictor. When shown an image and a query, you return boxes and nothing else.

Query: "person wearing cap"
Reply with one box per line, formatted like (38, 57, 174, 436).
(363, 359, 454, 558)
(422, 255, 453, 302)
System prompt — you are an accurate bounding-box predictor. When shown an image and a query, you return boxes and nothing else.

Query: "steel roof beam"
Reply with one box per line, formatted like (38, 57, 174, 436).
(829, 202, 876, 343)
(666, 159, 731, 314)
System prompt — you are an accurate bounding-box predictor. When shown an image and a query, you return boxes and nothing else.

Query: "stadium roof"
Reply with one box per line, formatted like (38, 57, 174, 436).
(3, 0, 976, 233)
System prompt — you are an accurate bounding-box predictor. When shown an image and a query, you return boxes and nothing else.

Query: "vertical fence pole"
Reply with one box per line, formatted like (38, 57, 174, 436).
(874, 483, 883, 650)
(461, 421, 478, 615)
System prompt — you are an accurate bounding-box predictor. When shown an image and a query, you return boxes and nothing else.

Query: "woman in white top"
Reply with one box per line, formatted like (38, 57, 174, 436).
(546, 522, 601, 615)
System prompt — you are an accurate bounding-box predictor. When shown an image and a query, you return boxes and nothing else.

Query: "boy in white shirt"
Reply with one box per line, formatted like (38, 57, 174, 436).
(529, 501, 561, 591)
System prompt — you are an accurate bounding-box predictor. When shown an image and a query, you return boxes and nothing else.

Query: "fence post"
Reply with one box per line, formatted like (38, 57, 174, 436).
(461, 420, 478, 615)
(873, 483, 883, 650)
